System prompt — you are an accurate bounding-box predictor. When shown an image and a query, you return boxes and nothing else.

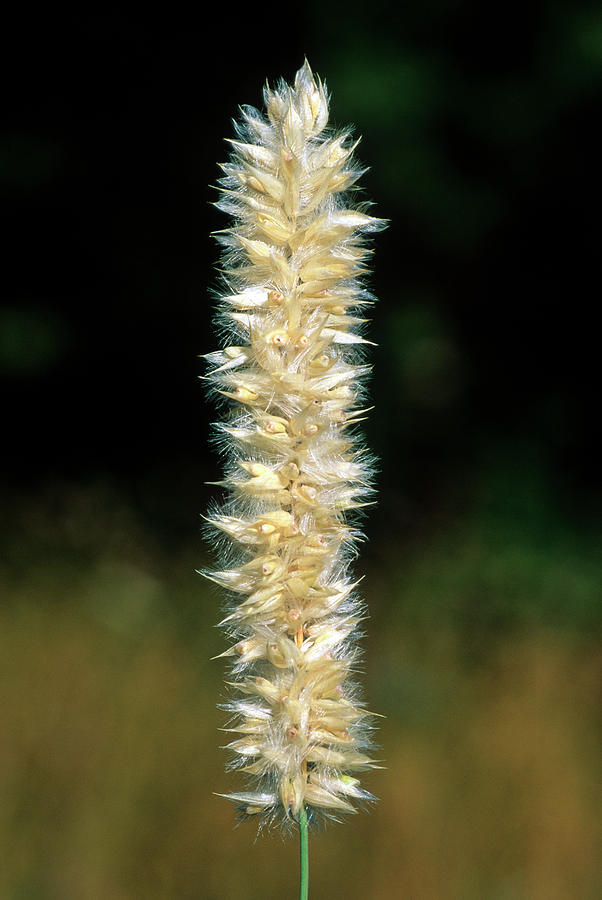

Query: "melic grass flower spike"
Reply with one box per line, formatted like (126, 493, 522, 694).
(205, 60, 385, 836)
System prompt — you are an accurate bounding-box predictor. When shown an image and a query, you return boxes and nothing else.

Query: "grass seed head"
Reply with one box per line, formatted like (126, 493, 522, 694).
(206, 60, 385, 829)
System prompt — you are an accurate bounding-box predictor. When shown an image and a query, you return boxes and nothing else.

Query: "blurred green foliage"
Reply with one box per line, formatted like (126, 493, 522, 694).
(0, 306, 69, 375)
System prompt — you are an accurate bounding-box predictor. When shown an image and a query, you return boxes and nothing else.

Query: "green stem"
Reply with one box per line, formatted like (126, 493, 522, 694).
(299, 804, 309, 900)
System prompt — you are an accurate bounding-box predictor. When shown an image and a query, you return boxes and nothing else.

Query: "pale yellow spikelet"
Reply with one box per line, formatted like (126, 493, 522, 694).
(204, 60, 385, 829)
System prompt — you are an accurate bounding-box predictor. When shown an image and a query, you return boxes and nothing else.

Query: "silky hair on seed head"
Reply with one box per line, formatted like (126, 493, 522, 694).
(203, 59, 385, 832)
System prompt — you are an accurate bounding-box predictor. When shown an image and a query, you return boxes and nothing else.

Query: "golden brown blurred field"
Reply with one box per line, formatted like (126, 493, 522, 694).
(1, 482, 600, 899)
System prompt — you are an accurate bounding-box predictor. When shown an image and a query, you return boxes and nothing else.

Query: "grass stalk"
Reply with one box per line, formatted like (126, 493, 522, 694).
(299, 805, 309, 900)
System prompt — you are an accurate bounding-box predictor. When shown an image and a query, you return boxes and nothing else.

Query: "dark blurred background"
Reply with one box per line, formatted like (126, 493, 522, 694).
(2, 5, 600, 899)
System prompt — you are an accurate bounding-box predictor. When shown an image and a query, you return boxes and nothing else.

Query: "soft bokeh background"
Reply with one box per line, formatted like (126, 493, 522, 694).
(2, 5, 601, 898)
